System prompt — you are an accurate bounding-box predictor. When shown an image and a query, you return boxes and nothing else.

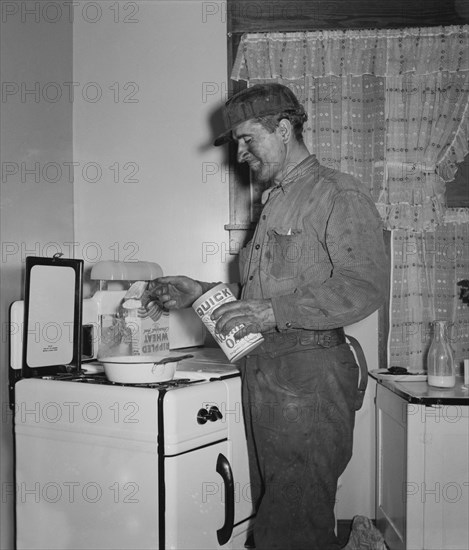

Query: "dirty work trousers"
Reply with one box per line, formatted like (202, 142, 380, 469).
(241, 343, 359, 550)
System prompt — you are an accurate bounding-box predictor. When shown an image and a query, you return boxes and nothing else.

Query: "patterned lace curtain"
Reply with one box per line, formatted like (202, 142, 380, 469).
(231, 26, 469, 371)
(391, 224, 469, 370)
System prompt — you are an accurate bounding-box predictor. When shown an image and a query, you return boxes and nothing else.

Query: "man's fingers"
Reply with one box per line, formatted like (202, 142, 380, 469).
(211, 301, 245, 321)
(215, 315, 244, 335)
(149, 285, 168, 297)
(232, 324, 260, 340)
(215, 313, 261, 337)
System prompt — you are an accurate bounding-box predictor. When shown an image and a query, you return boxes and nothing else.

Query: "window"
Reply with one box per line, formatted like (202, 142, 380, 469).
(447, 154, 469, 207)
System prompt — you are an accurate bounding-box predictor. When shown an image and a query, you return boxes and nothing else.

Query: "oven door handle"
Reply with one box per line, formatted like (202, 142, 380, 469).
(216, 453, 235, 545)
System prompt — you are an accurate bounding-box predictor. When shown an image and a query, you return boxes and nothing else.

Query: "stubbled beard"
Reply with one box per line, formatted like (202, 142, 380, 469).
(249, 161, 275, 184)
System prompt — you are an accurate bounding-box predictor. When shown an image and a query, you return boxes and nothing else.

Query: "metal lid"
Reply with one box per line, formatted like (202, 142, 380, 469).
(90, 261, 163, 281)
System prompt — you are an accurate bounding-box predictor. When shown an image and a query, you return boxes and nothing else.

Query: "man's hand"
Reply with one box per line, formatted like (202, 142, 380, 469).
(211, 299, 276, 339)
(144, 276, 203, 310)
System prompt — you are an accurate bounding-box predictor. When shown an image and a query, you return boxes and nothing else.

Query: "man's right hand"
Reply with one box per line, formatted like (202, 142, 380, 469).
(144, 276, 203, 310)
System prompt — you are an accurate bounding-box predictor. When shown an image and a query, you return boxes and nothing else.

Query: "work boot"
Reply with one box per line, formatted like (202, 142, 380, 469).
(342, 515, 387, 550)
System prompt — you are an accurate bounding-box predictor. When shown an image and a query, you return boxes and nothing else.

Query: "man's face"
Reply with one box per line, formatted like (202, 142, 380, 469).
(232, 119, 287, 185)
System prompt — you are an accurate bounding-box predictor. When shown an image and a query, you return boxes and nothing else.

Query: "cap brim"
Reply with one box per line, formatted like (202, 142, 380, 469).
(213, 129, 233, 147)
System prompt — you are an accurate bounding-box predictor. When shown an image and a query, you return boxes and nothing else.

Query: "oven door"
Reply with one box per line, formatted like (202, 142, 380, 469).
(165, 442, 231, 549)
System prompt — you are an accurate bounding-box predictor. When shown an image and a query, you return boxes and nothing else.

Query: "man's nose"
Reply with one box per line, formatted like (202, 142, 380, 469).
(237, 143, 249, 164)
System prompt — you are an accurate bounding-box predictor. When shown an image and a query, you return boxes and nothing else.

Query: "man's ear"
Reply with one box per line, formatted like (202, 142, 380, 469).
(277, 119, 292, 142)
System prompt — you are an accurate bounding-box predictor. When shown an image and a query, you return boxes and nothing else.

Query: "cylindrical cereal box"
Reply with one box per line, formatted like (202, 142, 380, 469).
(192, 283, 264, 362)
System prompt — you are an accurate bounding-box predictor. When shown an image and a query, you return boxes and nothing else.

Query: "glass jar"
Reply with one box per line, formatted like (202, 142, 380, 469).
(426, 320, 456, 388)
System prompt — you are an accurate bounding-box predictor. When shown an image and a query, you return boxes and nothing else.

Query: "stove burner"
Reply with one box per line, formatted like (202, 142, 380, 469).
(41, 372, 201, 389)
(124, 378, 194, 389)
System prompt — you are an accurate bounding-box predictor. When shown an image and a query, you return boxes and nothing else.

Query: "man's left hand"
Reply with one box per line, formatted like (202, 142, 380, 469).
(211, 299, 276, 339)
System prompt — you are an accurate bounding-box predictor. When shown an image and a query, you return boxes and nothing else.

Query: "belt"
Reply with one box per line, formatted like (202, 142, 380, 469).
(251, 328, 347, 357)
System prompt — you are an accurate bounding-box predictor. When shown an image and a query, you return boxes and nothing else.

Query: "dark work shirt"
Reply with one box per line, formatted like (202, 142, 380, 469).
(240, 155, 389, 331)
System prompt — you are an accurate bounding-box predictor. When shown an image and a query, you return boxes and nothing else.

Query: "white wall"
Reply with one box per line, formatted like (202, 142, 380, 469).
(73, 0, 232, 294)
(1, 2, 229, 547)
(0, 5, 74, 549)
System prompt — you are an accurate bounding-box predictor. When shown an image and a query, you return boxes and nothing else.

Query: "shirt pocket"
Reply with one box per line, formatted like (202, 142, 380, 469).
(262, 228, 303, 281)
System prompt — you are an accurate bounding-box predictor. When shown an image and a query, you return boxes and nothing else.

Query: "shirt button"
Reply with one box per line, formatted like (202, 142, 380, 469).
(262, 215, 266, 220)
(286, 322, 292, 328)
(249, 275, 254, 280)
(255, 244, 260, 250)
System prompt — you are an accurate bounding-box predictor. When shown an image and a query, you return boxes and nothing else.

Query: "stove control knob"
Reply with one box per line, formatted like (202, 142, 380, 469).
(197, 406, 223, 424)
(197, 408, 210, 424)
(208, 405, 223, 421)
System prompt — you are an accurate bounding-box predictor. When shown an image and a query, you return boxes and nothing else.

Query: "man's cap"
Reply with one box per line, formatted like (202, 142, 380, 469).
(214, 83, 306, 146)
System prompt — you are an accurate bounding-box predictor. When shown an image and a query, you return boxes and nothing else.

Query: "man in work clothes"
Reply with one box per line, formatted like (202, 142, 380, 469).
(148, 83, 389, 550)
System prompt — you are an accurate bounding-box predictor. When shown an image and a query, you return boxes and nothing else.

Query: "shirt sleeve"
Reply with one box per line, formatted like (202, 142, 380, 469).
(270, 190, 389, 331)
(196, 281, 241, 299)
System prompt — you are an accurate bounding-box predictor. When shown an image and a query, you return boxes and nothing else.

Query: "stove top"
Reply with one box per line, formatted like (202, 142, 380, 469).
(40, 371, 202, 389)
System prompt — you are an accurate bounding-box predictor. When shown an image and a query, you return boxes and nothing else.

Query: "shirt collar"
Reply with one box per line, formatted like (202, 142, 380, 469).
(261, 155, 318, 204)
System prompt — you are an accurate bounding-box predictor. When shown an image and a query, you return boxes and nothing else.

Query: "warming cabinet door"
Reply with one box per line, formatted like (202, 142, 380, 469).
(164, 441, 237, 550)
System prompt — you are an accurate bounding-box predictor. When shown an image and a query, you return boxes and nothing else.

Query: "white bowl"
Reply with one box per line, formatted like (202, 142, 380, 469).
(99, 354, 179, 384)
